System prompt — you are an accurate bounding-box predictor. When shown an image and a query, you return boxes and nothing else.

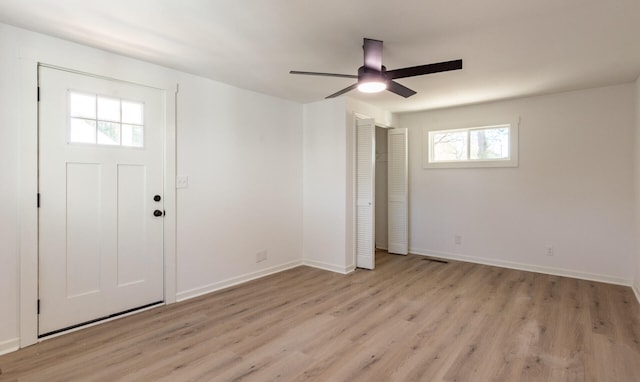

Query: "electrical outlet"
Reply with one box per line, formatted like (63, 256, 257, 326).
(256, 250, 268, 263)
(454, 235, 462, 245)
(545, 245, 554, 256)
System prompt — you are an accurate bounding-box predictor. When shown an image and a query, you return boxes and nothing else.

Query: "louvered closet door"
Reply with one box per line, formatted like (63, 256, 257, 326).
(356, 118, 376, 269)
(388, 128, 408, 255)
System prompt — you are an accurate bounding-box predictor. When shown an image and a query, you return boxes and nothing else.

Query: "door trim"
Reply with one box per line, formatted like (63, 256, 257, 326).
(19, 59, 177, 347)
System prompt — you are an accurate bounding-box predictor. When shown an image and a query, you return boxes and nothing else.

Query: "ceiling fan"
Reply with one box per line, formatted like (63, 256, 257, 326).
(290, 38, 463, 99)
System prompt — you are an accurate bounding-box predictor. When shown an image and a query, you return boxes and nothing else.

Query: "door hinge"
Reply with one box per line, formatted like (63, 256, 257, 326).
(37, 299, 40, 314)
(37, 86, 40, 102)
(37, 193, 40, 208)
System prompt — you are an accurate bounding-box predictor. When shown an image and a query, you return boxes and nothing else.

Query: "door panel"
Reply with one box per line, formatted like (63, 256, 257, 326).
(38, 66, 164, 335)
(65, 163, 102, 297)
(117, 164, 148, 286)
(388, 128, 409, 255)
(356, 118, 375, 270)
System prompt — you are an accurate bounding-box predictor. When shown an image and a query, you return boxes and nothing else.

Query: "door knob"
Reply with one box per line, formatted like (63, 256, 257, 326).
(154, 195, 161, 202)
(153, 209, 163, 217)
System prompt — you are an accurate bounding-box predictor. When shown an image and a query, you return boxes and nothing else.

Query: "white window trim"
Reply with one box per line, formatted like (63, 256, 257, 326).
(67, 90, 146, 148)
(422, 118, 519, 169)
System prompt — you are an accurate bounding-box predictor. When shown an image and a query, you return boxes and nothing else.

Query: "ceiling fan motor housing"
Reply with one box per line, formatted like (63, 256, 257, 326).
(358, 65, 388, 84)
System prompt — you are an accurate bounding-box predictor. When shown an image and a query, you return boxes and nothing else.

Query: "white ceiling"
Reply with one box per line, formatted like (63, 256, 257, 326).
(1, 0, 639, 112)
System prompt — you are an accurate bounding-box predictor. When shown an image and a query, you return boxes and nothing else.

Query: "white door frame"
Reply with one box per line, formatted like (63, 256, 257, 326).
(352, 114, 409, 267)
(19, 59, 177, 347)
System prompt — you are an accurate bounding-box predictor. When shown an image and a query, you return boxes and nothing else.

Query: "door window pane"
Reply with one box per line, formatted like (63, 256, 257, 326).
(122, 124, 144, 147)
(69, 118, 97, 143)
(97, 122, 120, 145)
(69, 93, 96, 119)
(97, 97, 120, 122)
(122, 101, 144, 125)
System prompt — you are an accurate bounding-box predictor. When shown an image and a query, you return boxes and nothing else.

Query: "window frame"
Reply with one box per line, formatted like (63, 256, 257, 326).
(422, 119, 519, 169)
(67, 90, 146, 148)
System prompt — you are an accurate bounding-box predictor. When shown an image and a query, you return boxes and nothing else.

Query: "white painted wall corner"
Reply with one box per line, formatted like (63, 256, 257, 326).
(302, 258, 355, 274)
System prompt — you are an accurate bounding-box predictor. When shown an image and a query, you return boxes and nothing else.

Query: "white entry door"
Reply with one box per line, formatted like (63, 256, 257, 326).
(38, 66, 165, 336)
(356, 118, 376, 270)
(387, 128, 409, 255)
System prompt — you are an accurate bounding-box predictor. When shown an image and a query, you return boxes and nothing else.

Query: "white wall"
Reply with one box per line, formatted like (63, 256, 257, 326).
(175, 73, 303, 299)
(346, 98, 395, 127)
(0, 23, 21, 354)
(0, 22, 303, 352)
(400, 84, 636, 284)
(302, 98, 351, 272)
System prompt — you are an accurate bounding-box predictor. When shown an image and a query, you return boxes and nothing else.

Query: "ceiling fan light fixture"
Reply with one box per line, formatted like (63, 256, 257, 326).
(357, 80, 387, 93)
(289, 38, 463, 99)
(357, 66, 387, 93)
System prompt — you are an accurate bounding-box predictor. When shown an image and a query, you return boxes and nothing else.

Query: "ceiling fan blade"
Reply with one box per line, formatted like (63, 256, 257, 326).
(290, 70, 357, 79)
(386, 59, 463, 80)
(387, 80, 417, 98)
(326, 83, 358, 98)
(363, 38, 383, 71)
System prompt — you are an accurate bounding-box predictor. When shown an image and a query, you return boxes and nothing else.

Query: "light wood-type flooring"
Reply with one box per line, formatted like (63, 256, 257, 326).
(1, 251, 640, 381)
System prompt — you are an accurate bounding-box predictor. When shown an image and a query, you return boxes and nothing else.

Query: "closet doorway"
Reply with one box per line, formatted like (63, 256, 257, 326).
(355, 116, 408, 270)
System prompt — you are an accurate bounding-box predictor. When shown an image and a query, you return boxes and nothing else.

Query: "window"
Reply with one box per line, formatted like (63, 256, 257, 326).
(423, 121, 518, 168)
(68, 91, 144, 147)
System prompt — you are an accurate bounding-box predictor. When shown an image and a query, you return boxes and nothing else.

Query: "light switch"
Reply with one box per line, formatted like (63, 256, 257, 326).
(176, 175, 189, 189)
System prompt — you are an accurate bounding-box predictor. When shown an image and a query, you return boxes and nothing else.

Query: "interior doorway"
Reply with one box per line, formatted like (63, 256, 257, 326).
(355, 117, 408, 270)
(374, 125, 409, 255)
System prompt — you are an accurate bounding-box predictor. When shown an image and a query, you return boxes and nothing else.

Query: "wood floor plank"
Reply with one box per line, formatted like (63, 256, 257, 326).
(1, 251, 639, 381)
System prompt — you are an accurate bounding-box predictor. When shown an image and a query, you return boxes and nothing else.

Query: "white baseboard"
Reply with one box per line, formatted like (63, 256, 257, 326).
(302, 258, 355, 274)
(176, 260, 303, 302)
(633, 281, 640, 306)
(0, 337, 19, 356)
(410, 248, 632, 287)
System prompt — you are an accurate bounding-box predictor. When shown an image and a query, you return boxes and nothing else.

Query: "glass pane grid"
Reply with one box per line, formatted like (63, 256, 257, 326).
(429, 125, 510, 163)
(68, 91, 144, 148)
